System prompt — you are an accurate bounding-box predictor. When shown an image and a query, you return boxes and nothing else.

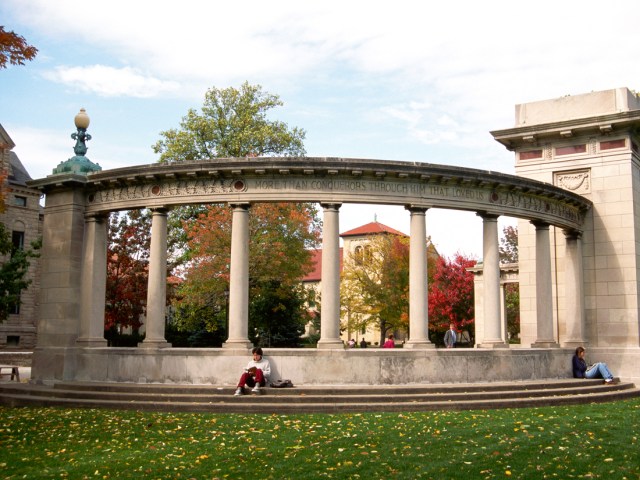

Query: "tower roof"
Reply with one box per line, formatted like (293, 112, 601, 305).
(340, 221, 407, 238)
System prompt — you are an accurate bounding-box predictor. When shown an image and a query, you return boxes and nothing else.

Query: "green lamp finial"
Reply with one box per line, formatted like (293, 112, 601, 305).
(51, 108, 102, 175)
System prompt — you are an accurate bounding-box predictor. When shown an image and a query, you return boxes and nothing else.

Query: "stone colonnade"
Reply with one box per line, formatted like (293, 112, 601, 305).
(75, 205, 585, 351)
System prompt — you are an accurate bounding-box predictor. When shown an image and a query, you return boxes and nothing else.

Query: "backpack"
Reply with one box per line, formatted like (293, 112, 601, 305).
(270, 379, 294, 388)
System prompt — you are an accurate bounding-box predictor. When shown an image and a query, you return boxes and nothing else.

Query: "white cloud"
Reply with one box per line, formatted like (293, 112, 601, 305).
(2, 0, 640, 257)
(8, 126, 144, 181)
(42, 65, 180, 98)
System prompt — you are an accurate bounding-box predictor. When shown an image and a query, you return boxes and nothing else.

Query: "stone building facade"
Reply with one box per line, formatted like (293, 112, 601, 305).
(0, 124, 42, 349)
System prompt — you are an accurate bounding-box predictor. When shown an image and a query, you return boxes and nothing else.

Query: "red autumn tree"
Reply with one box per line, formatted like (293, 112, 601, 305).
(428, 253, 477, 336)
(105, 210, 151, 333)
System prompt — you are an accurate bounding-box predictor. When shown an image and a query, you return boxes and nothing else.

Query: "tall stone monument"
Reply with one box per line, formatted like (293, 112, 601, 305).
(492, 87, 640, 348)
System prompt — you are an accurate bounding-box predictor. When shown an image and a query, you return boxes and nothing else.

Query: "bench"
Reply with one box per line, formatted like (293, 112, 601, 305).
(0, 365, 20, 382)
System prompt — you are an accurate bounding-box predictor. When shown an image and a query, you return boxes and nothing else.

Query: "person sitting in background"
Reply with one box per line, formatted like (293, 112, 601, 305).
(383, 334, 395, 348)
(572, 346, 618, 384)
(234, 347, 271, 395)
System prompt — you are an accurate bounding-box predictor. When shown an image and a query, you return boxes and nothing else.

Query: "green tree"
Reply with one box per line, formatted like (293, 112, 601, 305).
(154, 83, 317, 346)
(499, 225, 520, 341)
(505, 282, 520, 342)
(0, 26, 38, 69)
(0, 223, 39, 321)
(153, 82, 305, 160)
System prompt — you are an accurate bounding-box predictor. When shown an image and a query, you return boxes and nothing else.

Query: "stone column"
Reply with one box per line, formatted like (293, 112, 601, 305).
(76, 214, 108, 346)
(223, 203, 253, 349)
(563, 229, 586, 347)
(500, 282, 507, 343)
(531, 221, 559, 348)
(139, 208, 171, 348)
(477, 214, 508, 348)
(317, 203, 344, 348)
(404, 206, 433, 348)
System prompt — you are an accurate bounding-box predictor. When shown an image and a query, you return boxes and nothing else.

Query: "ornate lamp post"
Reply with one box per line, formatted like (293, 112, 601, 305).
(52, 108, 102, 175)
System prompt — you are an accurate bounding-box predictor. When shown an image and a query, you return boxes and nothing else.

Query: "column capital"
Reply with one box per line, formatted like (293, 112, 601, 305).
(405, 205, 428, 214)
(229, 202, 251, 210)
(531, 220, 550, 229)
(476, 212, 500, 222)
(562, 228, 583, 240)
(147, 206, 170, 214)
(83, 212, 108, 222)
(320, 202, 342, 211)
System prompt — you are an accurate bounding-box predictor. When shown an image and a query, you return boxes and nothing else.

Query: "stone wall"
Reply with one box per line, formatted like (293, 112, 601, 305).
(30, 346, 639, 386)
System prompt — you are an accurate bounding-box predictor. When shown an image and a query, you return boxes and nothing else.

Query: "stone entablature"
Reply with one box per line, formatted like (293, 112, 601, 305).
(30, 158, 591, 232)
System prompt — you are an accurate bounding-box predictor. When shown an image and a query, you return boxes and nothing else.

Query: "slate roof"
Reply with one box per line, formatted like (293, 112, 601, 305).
(7, 151, 33, 187)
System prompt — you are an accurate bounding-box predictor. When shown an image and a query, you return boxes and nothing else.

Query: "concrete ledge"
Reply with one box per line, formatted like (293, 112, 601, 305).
(29, 346, 640, 386)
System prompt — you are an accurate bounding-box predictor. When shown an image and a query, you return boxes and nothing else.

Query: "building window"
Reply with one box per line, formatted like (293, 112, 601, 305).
(600, 139, 626, 151)
(14, 196, 27, 207)
(555, 144, 587, 156)
(12, 231, 25, 250)
(6, 336, 20, 346)
(519, 150, 542, 160)
(9, 298, 20, 315)
(354, 245, 372, 265)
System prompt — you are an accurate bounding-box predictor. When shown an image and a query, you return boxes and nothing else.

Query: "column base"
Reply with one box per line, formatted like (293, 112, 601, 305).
(531, 341, 560, 348)
(222, 340, 254, 350)
(316, 339, 345, 349)
(138, 340, 172, 349)
(477, 341, 510, 349)
(76, 337, 108, 347)
(403, 340, 436, 349)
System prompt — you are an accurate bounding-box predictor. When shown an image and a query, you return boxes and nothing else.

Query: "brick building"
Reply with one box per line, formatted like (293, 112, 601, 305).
(0, 124, 42, 349)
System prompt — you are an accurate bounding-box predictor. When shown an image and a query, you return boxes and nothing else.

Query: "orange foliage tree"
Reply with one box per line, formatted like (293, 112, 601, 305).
(0, 26, 38, 69)
(172, 202, 321, 346)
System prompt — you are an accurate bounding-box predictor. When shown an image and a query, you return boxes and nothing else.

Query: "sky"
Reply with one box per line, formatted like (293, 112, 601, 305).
(2, 0, 640, 259)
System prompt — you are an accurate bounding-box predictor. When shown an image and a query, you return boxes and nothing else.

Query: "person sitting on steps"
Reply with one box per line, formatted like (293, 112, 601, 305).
(572, 346, 618, 384)
(234, 347, 271, 395)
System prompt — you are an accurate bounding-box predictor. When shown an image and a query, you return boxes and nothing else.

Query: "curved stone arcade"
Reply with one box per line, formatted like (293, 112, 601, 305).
(29, 156, 594, 385)
(28, 88, 640, 386)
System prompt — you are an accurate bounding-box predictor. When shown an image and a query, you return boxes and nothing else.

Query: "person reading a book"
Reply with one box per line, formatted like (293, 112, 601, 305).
(234, 347, 271, 395)
(572, 346, 617, 384)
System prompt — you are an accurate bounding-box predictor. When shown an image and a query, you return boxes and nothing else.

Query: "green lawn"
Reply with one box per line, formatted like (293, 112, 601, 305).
(1, 399, 638, 479)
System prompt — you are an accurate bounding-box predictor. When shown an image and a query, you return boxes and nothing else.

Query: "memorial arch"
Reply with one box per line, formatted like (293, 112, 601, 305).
(27, 87, 640, 385)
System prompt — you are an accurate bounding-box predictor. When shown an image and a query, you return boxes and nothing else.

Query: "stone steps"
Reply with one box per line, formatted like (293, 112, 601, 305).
(1, 379, 638, 413)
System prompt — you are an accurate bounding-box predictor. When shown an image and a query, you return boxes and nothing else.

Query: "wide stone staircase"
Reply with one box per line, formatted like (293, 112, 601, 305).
(1, 378, 639, 413)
